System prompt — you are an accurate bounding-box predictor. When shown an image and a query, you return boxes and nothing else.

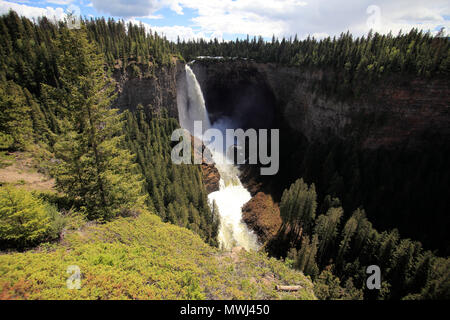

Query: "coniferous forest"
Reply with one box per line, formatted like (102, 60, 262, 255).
(0, 9, 448, 301)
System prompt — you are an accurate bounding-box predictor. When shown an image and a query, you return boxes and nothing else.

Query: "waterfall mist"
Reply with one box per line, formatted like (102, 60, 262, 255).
(177, 64, 259, 251)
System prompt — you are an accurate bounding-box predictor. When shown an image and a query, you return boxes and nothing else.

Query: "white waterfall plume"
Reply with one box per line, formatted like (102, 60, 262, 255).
(177, 65, 211, 135)
(208, 163, 260, 251)
(177, 64, 259, 251)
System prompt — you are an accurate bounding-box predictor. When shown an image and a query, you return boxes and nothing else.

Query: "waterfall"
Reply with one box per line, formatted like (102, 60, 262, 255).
(208, 163, 260, 251)
(177, 64, 259, 251)
(177, 65, 211, 135)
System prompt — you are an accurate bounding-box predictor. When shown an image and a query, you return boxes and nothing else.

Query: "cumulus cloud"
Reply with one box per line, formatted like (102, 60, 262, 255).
(127, 18, 206, 41)
(1, 0, 448, 40)
(175, 0, 449, 39)
(123, 0, 449, 40)
(0, 0, 66, 20)
(166, 0, 183, 15)
(151, 25, 206, 41)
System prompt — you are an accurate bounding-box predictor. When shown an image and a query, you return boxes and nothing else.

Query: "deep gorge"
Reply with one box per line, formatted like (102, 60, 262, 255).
(112, 59, 449, 256)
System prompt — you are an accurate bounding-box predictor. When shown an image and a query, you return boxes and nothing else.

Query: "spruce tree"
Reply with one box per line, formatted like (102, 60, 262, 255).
(280, 178, 317, 239)
(45, 25, 146, 220)
(0, 81, 33, 150)
(314, 206, 343, 266)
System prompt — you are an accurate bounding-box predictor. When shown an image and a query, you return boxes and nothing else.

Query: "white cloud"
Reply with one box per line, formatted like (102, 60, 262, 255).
(152, 25, 205, 41)
(1, 0, 448, 40)
(45, 0, 74, 5)
(311, 32, 329, 40)
(128, 18, 207, 41)
(174, 0, 449, 39)
(0, 0, 66, 20)
(165, 0, 183, 15)
(142, 14, 164, 19)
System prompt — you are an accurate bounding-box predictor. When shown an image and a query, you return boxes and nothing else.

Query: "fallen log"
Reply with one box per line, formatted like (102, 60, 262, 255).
(276, 285, 303, 292)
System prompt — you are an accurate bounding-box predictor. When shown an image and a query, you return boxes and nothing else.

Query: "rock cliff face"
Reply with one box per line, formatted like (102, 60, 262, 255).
(111, 61, 184, 119)
(190, 59, 449, 150)
(192, 137, 221, 194)
(112, 59, 449, 151)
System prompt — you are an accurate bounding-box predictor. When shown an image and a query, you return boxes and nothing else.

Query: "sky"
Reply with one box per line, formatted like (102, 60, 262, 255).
(0, 0, 448, 41)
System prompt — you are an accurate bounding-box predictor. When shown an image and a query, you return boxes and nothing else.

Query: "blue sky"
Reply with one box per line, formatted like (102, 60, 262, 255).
(0, 0, 448, 41)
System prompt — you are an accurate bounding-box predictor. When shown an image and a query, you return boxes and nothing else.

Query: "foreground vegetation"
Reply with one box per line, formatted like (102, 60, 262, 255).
(0, 210, 315, 300)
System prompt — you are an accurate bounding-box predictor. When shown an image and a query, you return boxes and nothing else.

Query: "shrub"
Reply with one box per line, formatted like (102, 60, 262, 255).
(47, 206, 86, 240)
(0, 133, 13, 150)
(0, 211, 316, 300)
(0, 187, 51, 248)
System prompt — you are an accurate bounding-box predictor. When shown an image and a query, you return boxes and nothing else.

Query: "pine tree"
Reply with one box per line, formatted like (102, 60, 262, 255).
(296, 234, 319, 278)
(414, 257, 450, 299)
(0, 81, 33, 150)
(337, 214, 358, 267)
(350, 209, 372, 254)
(46, 25, 146, 220)
(314, 206, 343, 266)
(389, 238, 415, 298)
(280, 178, 317, 240)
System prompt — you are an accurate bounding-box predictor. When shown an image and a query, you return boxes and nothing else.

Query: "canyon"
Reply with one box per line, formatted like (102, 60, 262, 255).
(112, 58, 449, 151)
(112, 58, 450, 254)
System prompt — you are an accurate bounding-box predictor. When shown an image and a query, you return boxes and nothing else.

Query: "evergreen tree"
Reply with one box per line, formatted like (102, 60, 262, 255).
(295, 234, 319, 278)
(413, 257, 450, 299)
(314, 206, 343, 266)
(45, 26, 146, 220)
(337, 213, 358, 267)
(0, 81, 33, 150)
(280, 178, 317, 240)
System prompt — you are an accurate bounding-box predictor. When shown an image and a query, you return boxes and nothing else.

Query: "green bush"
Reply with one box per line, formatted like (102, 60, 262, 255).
(0, 211, 316, 300)
(46, 206, 86, 240)
(0, 187, 51, 248)
(0, 133, 13, 150)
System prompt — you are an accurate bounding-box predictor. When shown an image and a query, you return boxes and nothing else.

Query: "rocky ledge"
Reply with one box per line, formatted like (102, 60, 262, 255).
(201, 162, 220, 194)
(242, 192, 282, 244)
